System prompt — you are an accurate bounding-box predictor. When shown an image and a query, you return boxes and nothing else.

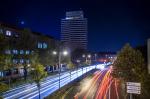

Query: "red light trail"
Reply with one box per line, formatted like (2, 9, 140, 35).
(74, 67, 120, 99)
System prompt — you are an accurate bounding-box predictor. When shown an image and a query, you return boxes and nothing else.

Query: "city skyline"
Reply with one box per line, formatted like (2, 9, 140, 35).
(0, 0, 150, 52)
(0, 1, 150, 99)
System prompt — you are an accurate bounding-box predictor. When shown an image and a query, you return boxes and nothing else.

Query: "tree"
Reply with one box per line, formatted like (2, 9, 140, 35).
(0, 33, 6, 74)
(30, 53, 47, 99)
(139, 71, 150, 99)
(67, 61, 75, 69)
(112, 43, 145, 81)
(18, 28, 36, 81)
(81, 61, 88, 66)
(112, 43, 146, 99)
(39, 49, 57, 67)
(0, 33, 9, 98)
(0, 82, 9, 99)
(3, 54, 13, 88)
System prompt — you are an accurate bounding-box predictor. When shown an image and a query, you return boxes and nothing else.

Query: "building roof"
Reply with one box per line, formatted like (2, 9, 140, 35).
(0, 22, 54, 39)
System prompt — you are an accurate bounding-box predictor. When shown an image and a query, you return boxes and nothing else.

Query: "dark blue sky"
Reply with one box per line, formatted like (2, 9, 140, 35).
(0, 0, 150, 52)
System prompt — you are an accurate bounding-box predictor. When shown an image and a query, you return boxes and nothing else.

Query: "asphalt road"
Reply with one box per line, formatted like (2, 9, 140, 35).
(59, 66, 120, 99)
(3, 64, 106, 99)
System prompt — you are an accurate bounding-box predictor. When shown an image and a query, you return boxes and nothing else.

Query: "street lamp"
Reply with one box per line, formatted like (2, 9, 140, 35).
(53, 51, 57, 55)
(63, 50, 68, 56)
(82, 54, 85, 58)
(82, 54, 91, 65)
(87, 54, 91, 58)
(53, 50, 68, 90)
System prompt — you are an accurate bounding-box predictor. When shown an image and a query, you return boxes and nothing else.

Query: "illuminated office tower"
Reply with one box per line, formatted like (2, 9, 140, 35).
(61, 11, 88, 51)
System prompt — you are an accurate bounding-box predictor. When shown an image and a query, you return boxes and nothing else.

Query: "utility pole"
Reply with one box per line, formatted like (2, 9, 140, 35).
(53, 43, 68, 90)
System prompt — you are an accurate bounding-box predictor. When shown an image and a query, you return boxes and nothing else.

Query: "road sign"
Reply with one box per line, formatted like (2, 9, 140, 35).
(127, 82, 141, 87)
(127, 90, 141, 94)
(126, 82, 141, 94)
(127, 86, 140, 90)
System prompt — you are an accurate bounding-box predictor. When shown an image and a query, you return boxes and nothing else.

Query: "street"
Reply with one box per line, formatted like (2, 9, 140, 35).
(3, 65, 101, 99)
(54, 66, 120, 99)
(75, 66, 120, 99)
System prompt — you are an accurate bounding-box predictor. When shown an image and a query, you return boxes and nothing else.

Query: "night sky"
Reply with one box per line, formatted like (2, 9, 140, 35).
(0, 0, 150, 52)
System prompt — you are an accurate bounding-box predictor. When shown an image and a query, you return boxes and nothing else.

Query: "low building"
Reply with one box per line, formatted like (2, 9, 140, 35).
(97, 52, 117, 63)
(0, 22, 58, 77)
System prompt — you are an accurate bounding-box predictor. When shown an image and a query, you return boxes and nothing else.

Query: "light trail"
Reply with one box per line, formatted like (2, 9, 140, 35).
(95, 68, 112, 99)
(83, 70, 106, 99)
(74, 66, 120, 99)
(95, 67, 119, 99)
(3, 65, 103, 99)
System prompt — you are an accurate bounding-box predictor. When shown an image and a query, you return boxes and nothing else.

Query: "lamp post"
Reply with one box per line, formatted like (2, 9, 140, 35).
(53, 50, 68, 90)
(82, 54, 91, 65)
(87, 54, 91, 64)
(82, 54, 91, 74)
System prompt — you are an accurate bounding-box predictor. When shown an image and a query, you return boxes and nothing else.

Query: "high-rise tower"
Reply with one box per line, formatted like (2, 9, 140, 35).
(61, 11, 88, 52)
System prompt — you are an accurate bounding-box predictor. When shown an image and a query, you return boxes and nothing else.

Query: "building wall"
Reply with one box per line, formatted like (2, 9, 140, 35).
(0, 23, 57, 67)
(148, 39, 150, 74)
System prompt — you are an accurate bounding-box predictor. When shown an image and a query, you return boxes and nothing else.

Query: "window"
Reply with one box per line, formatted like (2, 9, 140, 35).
(12, 50, 18, 54)
(20, 59, 24, 63)
(25, 50, 30, 55)
(6, 30, 12, 36)
(20, 50, 24, 54)
(5, 50, 11, 54)
(0, 71, 3, 77)
(38, 42, 43, 48)
(43, 43, 48, 49)
(13, 59, 18, 64)
(38, 42, 48, 49)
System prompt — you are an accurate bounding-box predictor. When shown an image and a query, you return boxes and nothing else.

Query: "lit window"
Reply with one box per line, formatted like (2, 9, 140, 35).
(5, 50, 11, 54)
(6, 30, 11, 36)
(26, 50, 30, 55)
(12, 50, 18, 54)
(43, 43, 47, 49)
(38, 42, 43, 48)
(13, 59, 18, 64)
(20, 59, 24, 63)
(0, 71, 3, 77)
(20, 50, 24, 54)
